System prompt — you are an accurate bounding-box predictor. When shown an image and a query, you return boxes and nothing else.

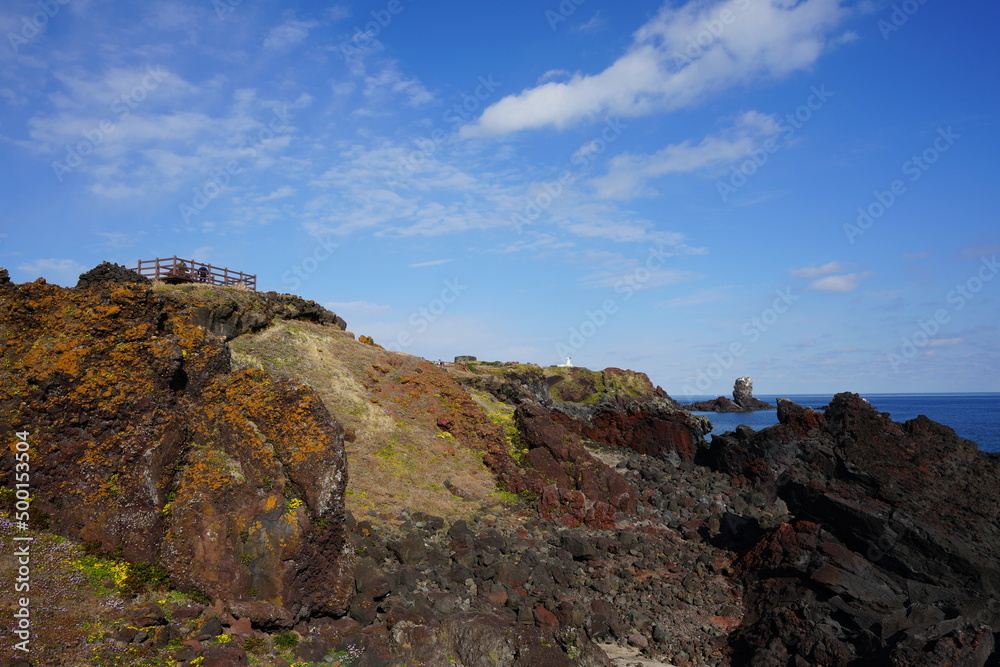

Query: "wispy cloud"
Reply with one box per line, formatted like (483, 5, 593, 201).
(263, 18, 319, 51)
(788, 261, 846, 278)
(961, 243, 1000, 260)
(362, 60, 435, 108)
(409, 259, 452, 268)
(255, 186, 297, 202)
(807, 272, 872, 292)
(573, 13, 605, 33)
(324, 5, 352, 21)
(591, 111, 782, 199)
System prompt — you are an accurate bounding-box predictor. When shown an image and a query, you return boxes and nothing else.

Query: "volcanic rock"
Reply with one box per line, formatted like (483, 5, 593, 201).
(686, 376, 773, 412)
(700, 392, 1000, 664)
(76, 261, 150, 288)
(0, 280, 354, 619)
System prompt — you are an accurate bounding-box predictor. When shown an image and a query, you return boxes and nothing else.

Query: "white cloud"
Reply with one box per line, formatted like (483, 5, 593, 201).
(591, 111, 782, 199)
(462, 0, 849, 137)
(807, 272, 871, 292)
(539, 69, 572, 84)
(788, 261, 846, 278)
(263, 18, 319, 51)
(409, 259, 452, 268)
(254, 186, 296, 202)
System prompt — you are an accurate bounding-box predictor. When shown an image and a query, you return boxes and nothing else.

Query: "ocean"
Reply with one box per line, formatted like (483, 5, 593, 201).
(677, 393, 1000, 454)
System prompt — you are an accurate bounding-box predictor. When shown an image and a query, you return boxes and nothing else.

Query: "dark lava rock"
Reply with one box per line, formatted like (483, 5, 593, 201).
(226, 602, 295, 632)
(76, 261, 150, 289)
(295, 636, 333, 662)
(513, 400, 637, 526)
(686, 395, 743, 412)
(126, 602, 166, 627)
(390, 532, 427, 565)
(702, 392, 1000, 665)
(195, 615, 224, 639)
(355, 557, 391, 599)
(349, 593, 379, 626)
(200, 645, 249, 666)
(560, 534, 596, 561)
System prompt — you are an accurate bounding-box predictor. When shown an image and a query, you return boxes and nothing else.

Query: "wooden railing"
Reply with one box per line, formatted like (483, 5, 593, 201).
(135, 256, 256, 291)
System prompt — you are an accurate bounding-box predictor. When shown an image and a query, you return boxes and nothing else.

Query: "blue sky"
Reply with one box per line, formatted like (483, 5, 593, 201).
(2, 0, 998, 395)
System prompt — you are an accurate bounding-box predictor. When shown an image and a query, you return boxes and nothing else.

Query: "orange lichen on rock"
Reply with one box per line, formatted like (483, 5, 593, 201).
(0, 279, 353, 614)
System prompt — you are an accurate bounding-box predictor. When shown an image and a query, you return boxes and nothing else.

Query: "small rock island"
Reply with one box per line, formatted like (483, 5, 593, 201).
(685, 376, 774, 412)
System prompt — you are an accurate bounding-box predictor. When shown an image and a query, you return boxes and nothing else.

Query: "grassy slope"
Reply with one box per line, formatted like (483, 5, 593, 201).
(229, 321, 513, 526)
(541, 366, 661, 404)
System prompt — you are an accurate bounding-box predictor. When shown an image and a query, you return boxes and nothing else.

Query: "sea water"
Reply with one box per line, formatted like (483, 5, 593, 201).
(677, 393, 1000, 454)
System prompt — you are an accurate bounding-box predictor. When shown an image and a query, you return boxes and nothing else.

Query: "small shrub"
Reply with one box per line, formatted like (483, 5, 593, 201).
(119, 562, 170, 598)
(242, 636, 266, 654)
(189, 589, 212, 606)
(274, 631, 299, 650)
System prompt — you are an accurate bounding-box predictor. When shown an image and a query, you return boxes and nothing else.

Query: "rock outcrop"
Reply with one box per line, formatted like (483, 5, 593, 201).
(76, 261, 150, 288)
(550, 397, 712, 462)
(0, 279, 353, 616)
(514, 400, 637, 528)
(455, 363, 711, 526)
(699, 393, 1000, 665)
(687, 376, 773, 412)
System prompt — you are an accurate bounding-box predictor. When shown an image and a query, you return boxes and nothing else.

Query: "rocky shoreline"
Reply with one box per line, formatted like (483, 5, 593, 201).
(2, 271, 998, 666)
(60, 392, 1000, 666)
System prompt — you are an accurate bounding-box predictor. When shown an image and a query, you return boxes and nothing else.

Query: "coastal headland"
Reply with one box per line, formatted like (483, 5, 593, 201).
(0, 265, 996, 666)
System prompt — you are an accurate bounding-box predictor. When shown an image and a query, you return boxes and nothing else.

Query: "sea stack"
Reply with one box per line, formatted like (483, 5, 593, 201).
(733, 376, 753, 409)
(732, 376, 772, 411)
(684, 376, 773, 412)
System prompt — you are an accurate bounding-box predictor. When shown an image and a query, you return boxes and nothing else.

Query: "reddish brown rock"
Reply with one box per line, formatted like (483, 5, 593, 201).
(533, 605, 559, 628)
(551, 397, 710, 461)
(0, 281, 353, 620)
(515, 401, 637, 515)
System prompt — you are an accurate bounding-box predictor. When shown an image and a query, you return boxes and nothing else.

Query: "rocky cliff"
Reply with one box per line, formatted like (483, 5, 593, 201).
(0, 278, 354, 616)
